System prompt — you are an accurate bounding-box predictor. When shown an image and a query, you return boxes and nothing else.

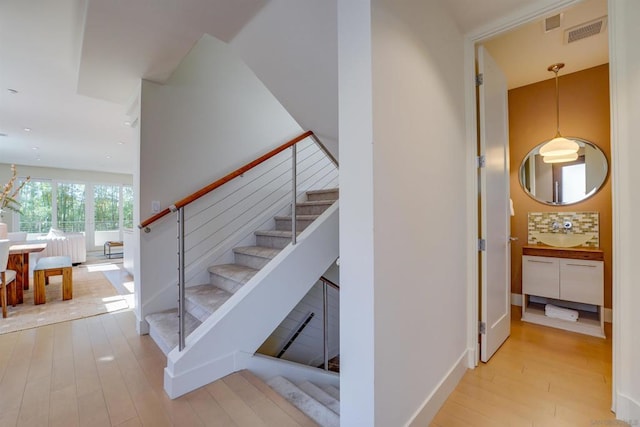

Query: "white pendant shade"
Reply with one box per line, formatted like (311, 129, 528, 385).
(543, 152, 579, 164)
(539, 136, 580, 157)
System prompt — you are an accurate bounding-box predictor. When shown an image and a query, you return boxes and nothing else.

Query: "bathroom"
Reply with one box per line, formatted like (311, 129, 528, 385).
(483, 0, 612, 335)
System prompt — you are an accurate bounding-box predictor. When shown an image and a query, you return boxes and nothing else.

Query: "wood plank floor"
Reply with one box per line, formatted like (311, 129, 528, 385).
(0, 309, 316, 427)
(432, 306, 623, 427)
(0, 305, 623, 426)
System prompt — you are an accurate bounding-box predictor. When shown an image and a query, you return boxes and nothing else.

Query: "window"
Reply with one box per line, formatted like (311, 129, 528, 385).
(18, 180, 52, 233)
(57, 183, 85, 232)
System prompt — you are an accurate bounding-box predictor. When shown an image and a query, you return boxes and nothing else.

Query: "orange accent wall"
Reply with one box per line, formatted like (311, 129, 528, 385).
(508, 64, 612, 309)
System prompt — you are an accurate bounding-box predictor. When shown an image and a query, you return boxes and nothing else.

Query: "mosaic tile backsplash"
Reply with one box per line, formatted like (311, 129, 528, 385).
(528, 211, 599, 247)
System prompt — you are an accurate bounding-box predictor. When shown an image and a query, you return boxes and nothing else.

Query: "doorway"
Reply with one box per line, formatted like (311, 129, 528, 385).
(473, 0, 612, 383)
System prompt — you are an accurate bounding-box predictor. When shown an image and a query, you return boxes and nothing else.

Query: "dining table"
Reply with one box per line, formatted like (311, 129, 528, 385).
(8, 242, 47, 304)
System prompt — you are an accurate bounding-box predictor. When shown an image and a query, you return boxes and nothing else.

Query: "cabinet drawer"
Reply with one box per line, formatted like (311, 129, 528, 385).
(522, 255, 560, 299)
(560, 259, 603, 305)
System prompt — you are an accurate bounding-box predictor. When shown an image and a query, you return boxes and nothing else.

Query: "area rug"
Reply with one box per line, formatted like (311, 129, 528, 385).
(0, 265, 131, 335)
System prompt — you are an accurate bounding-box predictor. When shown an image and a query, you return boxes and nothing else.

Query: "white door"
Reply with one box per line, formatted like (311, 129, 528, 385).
(478, 46, 511, 362)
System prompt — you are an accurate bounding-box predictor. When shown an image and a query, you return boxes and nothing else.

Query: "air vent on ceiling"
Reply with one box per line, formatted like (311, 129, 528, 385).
(564, 16, 608, 44)
(544, 14, 562, 32)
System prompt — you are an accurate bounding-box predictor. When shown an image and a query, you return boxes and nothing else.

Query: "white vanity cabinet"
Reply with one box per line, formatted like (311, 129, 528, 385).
(521, 246, 605, 338)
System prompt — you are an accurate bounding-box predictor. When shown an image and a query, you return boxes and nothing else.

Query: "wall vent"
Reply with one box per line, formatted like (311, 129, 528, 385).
(564, 16, 608, 44)
(544, 14, 562, 32)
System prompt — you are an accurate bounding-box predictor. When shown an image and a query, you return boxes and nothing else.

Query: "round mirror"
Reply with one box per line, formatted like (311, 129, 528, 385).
(519, 138, 608, 205)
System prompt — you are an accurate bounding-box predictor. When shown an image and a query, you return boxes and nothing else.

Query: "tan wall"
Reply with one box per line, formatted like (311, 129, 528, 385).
(508, 64, 612, 308)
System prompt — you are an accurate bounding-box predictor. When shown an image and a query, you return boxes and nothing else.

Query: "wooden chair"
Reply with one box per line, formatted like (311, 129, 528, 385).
(0, 239, 17, 318)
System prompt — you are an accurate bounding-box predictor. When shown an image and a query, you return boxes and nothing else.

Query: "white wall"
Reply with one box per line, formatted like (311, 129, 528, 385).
(139, 34, 303, 321)
(610, 0, 640, 420)
(229, 0, 339, 159)
(371, 1, 469, 425)
(338, 0, 375, 424)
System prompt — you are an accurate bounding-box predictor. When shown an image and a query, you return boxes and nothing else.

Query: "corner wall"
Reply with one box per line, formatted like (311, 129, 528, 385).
(371, 1, 469, 424)
(610, 0, 640, 421)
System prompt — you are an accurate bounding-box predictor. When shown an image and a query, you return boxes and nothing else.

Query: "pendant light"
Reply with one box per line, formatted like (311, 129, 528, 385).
(538, 63, 580, 157)
(542, 152, 579, 163)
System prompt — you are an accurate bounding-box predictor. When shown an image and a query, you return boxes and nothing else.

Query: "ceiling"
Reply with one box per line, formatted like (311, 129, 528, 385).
(0, 0, 608, 176)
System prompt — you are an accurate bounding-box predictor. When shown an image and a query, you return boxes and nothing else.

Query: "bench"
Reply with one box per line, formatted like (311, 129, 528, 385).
(104, 241, 123, 259)
(33, 256, 73, 305)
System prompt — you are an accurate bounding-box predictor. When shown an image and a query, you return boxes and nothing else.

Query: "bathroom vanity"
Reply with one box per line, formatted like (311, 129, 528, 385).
(522, 245, 605, 338)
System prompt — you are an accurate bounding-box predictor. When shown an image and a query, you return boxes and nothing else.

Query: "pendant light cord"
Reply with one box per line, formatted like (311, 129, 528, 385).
(548, 63, 565, 138)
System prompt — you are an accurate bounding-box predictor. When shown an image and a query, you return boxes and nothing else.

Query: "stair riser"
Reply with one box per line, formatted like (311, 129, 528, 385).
(209, 272, 244, 294)
(256, 234, 291, 249)
(234, 252, 272, 270)
(185, 298, 213, 323)
(275, 217, 315, 232)
(296, 203, 333, 215)
(307, 190, 339, 202)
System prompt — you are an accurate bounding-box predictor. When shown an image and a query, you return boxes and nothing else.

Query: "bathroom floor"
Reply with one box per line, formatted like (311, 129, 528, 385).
(432, 306, 620, 426)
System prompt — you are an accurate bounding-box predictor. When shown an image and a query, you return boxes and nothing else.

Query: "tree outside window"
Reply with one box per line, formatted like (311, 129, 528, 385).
(18, 180, 52, 233)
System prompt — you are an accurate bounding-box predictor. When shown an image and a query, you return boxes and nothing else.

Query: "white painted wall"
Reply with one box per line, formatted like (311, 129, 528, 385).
(139, 34, 303, 321)
(371, 1, 469, 425)
(610, 0, 640, 420)
(337, 0, 375, 424)
(229, 0, 339, 159)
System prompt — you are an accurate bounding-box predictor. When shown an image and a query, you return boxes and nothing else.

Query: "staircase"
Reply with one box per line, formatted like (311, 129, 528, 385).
(267, 376, 340, 427)
(146, 187, 339, 356)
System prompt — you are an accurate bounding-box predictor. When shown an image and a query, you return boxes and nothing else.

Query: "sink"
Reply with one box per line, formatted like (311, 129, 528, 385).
(531, 232, 595, 248)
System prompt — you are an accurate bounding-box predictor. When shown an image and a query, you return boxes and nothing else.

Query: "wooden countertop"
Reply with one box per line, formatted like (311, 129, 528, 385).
(522, 245, 604, 261)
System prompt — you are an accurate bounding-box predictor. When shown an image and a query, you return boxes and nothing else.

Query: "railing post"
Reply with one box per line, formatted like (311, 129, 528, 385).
(323, 279, 329, 371)
(177, 206, 186, 351)
(291, 144, 297, 245)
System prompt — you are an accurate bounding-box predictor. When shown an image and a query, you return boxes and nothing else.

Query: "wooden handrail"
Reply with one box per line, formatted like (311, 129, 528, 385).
(320, 276, 340, 290)
(139, 130, 314, 230)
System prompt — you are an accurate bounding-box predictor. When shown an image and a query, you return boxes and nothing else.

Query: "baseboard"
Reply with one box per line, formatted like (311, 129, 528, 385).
(164, 352, 238, 399)
(511, 293, 523, 307)
(615, 392, 640, 424)
(407, 349, 469, 426)
(604, 307, 613, 323)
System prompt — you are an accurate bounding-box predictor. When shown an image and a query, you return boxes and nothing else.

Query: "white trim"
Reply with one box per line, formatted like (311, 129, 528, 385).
(243, 353, 339, 388)
(604, 307, 613, 324)
(406, 349, 469, 426)
(511, 293, 523, 307)
(615, 393, 640, 424)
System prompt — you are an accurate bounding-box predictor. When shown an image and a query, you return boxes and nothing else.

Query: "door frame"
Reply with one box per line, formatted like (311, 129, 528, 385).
(463, 0, 622, 413)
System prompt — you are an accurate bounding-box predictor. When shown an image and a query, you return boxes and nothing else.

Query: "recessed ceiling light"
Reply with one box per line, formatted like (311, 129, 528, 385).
(24, 127, 31, 132)
(106, 155, 112, 159)
(123, 121, 131, 127)
(31, 146, 39, 150)
(7, 88, 18, 94)
(117, 141, 124, 145)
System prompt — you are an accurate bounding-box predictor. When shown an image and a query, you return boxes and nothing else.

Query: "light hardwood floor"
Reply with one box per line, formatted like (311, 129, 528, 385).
(0, 309, 316, 427)
(0, 305, 623, 426)
(432, 306, 624, 427)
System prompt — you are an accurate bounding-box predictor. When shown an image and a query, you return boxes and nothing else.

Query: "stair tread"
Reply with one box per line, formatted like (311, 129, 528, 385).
(296, 200, 335, 206)
(267, 376, 340, 427)
(254, 229, 300, 237)
(306, 188, 338, 195)
(298, 381, 340, 414)
(146, 309, 201, 353)
(185, 284, 233, 314)
(233, 246, 282, 259)
(320, 384, 340, 400)
(208, 263, 259, 285)
(274, 214, 319, 220)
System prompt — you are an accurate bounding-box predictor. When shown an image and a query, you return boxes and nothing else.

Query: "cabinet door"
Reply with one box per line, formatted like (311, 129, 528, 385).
(522, 255, 559, 299)
(560, 259, 603, 305)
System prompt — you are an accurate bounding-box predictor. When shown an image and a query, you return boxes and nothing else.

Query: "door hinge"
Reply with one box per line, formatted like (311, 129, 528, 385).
(477, 155, 486, 168)
(479, 321, 486, 334)
(478, 238, 486, 251)
(476, 73, 484, 86)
